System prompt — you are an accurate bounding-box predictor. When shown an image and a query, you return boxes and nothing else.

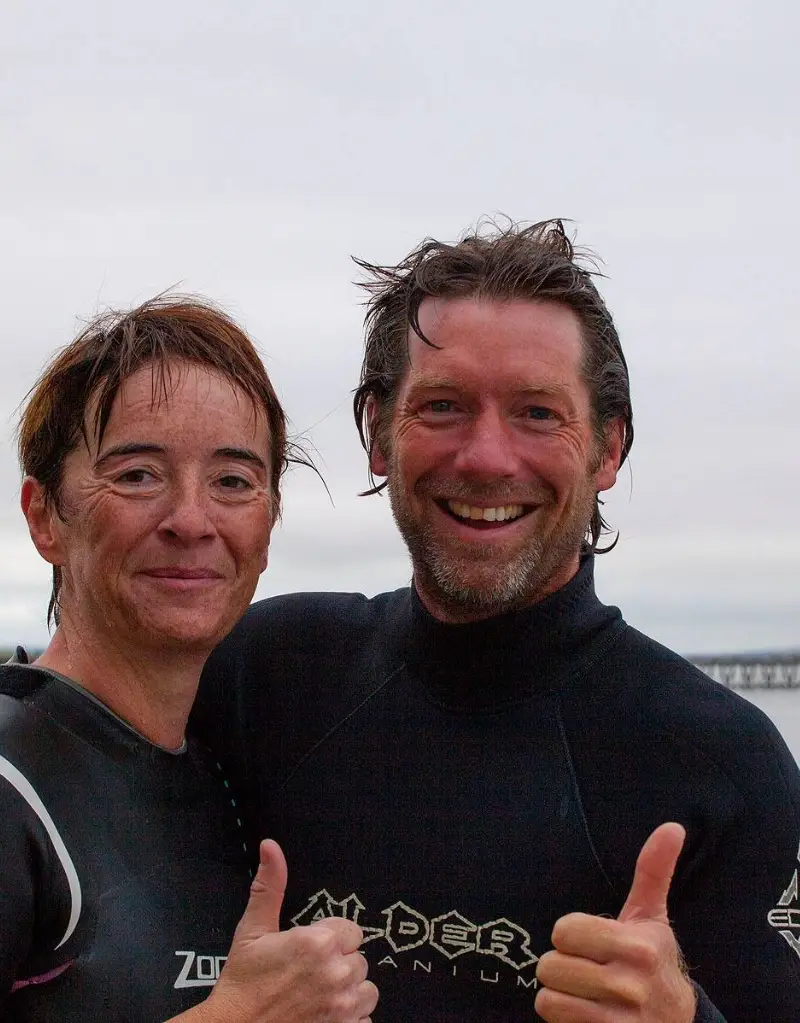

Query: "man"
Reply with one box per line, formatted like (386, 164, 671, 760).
(199, 220, 800, 1021)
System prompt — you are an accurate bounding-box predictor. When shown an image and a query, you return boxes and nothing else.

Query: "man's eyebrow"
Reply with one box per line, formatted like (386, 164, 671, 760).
(405, 378, 460, 393)
(514, 383, 571, 399)
(406, 379, 570, 398)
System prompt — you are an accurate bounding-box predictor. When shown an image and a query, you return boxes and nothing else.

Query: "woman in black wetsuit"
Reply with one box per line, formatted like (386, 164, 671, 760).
(0, 296, 377, 1023)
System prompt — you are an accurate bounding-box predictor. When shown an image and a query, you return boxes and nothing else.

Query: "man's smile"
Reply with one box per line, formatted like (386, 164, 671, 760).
(435, 499, 535, 531)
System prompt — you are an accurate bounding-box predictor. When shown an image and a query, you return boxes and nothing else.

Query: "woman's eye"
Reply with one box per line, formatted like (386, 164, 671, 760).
(116, 469, 153, 485)
(218, 475, 252, 490)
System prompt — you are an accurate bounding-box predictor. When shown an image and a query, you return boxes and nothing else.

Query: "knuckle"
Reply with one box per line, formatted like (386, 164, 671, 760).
(609, 972, 649, 1006)
(551, 911, 588, 947)
(534, 985, 559, 1017)
(349, 950, 369, 982)
(315, 916, 364, 950)
(340, 918, 365, 948)
(362, 978, 379, 1005)
(296, 923, 338, 958)
(627, 936, 659, 972)
(534, 950, 559, 985)
(319, 957, 352, 991)
(328, 988, 358, 1018)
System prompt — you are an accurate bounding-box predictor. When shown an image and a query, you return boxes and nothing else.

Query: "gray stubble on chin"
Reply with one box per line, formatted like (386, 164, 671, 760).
(390, 496, 592, 619)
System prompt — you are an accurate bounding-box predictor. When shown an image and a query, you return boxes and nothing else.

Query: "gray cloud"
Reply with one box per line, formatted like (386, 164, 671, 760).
(1, 0, 797, 657)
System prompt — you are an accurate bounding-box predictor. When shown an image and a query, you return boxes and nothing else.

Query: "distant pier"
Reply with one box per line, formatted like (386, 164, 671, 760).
(691, 652, 800, 689)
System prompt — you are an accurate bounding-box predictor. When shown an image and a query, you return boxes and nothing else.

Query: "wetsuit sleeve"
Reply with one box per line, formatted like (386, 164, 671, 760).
(0, 769, 38, 998)
(691, 983, 726, 1022)
(674, 716, 800, 1021)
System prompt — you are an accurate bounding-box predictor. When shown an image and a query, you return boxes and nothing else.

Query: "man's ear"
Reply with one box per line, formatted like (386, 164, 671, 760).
(594, 418, 625, 494)
(21, 477, 64, 567)
(366, 396, 388, 478)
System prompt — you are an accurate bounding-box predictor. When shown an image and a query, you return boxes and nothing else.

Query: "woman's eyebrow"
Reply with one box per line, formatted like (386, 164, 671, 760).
(94, 443, 164, 468)
(94, 443, 267, 472)
(214, 447, 267, 470)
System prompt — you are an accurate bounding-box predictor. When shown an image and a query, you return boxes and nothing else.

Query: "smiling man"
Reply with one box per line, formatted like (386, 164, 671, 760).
(200, 220, 800, 1021)
(374, 296, 621, 621)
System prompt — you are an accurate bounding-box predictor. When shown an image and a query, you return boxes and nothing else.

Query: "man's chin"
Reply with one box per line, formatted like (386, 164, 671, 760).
(421, 561, 536, 616)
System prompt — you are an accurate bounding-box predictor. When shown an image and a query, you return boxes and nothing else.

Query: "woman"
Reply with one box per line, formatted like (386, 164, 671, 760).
(0, 296, 377, 1022)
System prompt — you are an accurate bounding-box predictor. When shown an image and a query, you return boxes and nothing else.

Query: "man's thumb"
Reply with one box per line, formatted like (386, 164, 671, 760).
(618, 822, 686, 924)
(235, 839, 288, 939)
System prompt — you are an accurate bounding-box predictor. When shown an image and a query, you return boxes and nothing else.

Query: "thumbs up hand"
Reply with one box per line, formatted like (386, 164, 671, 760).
(535, 823, 696, 1022)
(200, 839, 378, 1023)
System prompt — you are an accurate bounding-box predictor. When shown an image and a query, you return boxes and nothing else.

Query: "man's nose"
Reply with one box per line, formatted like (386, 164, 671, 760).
(452, 410, 519, 478)
(158, 482, 215, 542)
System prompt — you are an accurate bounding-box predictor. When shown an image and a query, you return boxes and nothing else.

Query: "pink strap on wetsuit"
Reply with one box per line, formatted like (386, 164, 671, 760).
(11, 960, 74, 992)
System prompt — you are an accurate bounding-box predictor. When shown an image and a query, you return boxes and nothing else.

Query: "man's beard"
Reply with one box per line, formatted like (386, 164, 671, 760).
(387, 470, 595, 619)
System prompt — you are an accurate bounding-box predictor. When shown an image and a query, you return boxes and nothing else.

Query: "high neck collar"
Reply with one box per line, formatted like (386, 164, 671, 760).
(399, 555, 622, 711)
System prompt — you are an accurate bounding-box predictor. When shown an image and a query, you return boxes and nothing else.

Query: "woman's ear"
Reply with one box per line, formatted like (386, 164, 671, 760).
(21, 477, 64, 566)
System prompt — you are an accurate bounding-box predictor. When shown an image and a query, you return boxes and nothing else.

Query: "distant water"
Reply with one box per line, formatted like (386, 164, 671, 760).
(740, 690, 800, 766)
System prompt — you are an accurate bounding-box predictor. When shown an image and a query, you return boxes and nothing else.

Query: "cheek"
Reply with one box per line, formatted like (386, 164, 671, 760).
(393, 429, 454, 478)
(227, 507, 274, 569)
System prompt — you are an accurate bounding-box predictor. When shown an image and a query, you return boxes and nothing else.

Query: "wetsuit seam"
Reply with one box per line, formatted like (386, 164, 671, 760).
(275, 663, 407, 793)
(553, 698, 617, 897)
(0, 695, 113, 768)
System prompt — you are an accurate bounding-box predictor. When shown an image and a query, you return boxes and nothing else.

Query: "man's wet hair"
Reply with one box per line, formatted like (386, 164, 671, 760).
(352, 218, 634, 553)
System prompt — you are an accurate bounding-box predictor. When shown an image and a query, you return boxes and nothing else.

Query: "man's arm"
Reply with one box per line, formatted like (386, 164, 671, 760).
(670, 715, 800, 1022)
(537, 707, 800, 1021)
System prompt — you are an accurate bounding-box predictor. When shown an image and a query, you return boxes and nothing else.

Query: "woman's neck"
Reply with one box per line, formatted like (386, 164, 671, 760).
(34, 626, 205, 749)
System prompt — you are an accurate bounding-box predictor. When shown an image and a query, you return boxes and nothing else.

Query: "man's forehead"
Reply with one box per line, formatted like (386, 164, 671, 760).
(405, 297, 584, 375)
(413, 294, 581, 333)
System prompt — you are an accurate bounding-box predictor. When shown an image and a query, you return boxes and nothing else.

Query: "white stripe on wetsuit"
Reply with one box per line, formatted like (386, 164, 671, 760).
(0, 754, 82, 949)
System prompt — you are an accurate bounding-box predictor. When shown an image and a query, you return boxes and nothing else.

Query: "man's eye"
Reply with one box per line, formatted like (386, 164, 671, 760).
(428, 400, 455, 414)
(526, 406, 555, 421)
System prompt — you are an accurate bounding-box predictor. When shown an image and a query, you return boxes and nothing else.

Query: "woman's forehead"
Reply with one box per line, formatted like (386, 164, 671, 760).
(84, 361, 268, 451)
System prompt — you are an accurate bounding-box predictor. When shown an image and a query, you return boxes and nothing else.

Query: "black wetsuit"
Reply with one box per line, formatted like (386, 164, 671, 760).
(198, 557, 800, 1022)
(0, 658, 252, 1021)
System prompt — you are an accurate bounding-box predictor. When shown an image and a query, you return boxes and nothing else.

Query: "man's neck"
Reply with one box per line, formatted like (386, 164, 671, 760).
(34, 625, 205, 750)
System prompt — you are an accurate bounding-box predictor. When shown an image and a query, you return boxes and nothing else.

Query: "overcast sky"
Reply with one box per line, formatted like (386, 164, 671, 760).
(1, 0, 797, 656)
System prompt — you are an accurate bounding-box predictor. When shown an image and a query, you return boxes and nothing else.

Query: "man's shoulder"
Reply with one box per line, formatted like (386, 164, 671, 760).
(235, 587, 410, 641)
(208, 587, 412, 678)
(604, 624, 796, 780)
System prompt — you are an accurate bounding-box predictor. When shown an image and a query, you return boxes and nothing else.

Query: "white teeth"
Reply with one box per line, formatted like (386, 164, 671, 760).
(446, 501, 525, 522)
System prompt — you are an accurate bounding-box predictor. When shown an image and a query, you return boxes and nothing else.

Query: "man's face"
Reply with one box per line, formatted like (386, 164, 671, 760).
(370, 297, 623, 621)
(28, 360, 274, 656)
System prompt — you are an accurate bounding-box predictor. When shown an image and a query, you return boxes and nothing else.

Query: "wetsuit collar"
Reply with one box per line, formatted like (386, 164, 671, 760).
(401, 555, 622, 711)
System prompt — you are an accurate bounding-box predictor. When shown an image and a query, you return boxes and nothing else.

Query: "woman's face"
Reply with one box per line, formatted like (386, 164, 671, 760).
(28, 360, 274, 657)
